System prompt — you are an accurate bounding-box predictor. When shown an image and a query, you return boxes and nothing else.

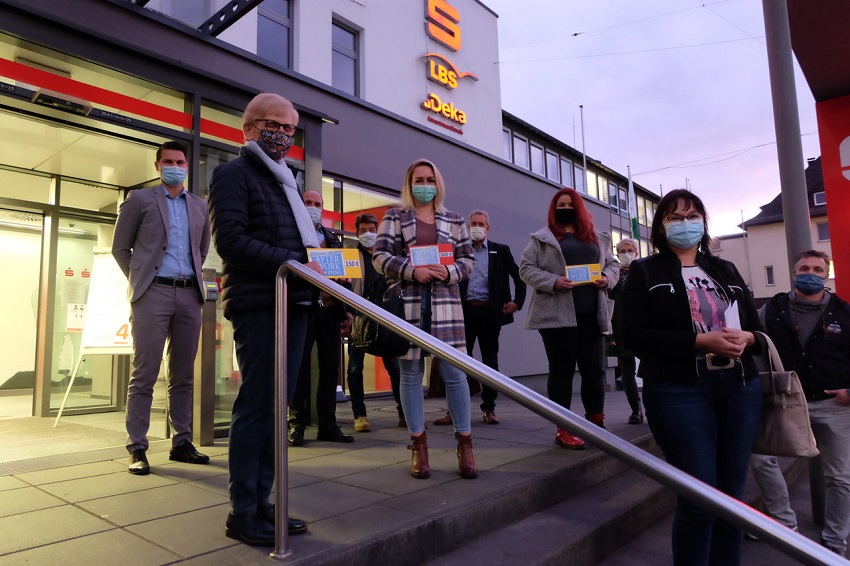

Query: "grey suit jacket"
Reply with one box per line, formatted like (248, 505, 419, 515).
(112, 185, 211, 303)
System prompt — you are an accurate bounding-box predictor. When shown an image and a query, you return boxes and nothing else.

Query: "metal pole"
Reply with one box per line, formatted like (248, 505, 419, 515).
(580, 105, 587, 192)
(270, 273, 291, 559)
(762, 0, 812, 273)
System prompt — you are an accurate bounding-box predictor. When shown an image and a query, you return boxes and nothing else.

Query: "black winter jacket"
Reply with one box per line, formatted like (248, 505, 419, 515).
(209, 148, 313, 318)
(622, 251, 764, 382)
(763, 292, 850, 400)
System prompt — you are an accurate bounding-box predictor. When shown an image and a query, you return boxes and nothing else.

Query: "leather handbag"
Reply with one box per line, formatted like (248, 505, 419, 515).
(351, 280, 410, 358)
(751, 331, 819, 458)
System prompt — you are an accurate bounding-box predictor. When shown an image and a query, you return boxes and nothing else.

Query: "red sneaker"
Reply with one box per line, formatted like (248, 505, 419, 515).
(555, 428, 586, 450)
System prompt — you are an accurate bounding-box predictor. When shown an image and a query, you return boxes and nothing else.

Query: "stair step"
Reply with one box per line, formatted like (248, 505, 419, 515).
(427, 467, 674, 566)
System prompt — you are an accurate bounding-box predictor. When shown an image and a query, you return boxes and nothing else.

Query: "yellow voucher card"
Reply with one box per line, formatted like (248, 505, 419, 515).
(565, 263, 602, 285)
(307, 248, 362, 278)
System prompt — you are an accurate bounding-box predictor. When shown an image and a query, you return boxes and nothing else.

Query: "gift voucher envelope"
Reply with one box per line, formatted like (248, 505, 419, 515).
(409, 244, 455, 267)
(565, 263, 602, 285)
(306, 248, 362, 278)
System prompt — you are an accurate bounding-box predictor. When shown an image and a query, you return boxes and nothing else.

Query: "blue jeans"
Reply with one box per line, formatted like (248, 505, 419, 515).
(399, 357, 470, 434)
(347, 341, 403, 419)
(643, 363, 762, 566)
(227, 305, 309, 516)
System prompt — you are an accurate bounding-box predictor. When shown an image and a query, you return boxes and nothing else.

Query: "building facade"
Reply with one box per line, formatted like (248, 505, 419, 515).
(0, 0, 658, 438)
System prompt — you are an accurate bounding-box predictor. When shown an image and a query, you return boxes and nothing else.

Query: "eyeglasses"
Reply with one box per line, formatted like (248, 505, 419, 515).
(255, 119, 297, 135)
(663, 213, 703, 224)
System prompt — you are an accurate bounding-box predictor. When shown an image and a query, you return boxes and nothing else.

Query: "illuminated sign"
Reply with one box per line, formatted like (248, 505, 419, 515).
(422, 92, 466, 125)
(426, 0, 461, 51)
(425, 53, 477, 90)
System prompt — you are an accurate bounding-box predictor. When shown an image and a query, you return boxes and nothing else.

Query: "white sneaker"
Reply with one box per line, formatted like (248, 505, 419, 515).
(354, 416, 372, 432)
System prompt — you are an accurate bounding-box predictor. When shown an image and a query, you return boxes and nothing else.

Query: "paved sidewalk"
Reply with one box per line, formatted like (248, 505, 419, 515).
(0, 379, 649, 565)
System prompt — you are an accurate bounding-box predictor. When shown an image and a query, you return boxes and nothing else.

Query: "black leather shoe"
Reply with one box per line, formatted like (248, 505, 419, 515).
(288, 427, 305, 447)
(257, 505, 309, 535)
(225, 513, 274, 546)
(169, 442, 210, 464)
(128, 449, 150, 475)
(316, 426, 354, 443)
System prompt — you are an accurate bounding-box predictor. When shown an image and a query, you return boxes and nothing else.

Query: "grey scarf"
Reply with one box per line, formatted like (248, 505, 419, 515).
(244, 141, 319, 249)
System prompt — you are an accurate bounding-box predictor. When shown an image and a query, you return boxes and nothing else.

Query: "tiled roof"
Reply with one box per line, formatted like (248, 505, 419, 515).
(742, 157, 827, 228)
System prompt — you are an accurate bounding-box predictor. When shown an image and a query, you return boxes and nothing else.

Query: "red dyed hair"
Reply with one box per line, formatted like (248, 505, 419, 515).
(547, 188, 597, 244)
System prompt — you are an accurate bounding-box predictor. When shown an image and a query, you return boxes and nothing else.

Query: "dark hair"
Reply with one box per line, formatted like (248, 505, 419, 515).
(794, 249, 830, 270)
(547, 187, 597, 244)
(156, 140, 189, 162)
(355, 213, 379, 230)
(650, 189, 712, 255)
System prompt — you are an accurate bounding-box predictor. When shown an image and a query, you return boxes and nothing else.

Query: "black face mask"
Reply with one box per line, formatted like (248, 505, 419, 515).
(554, 208, 576, 226)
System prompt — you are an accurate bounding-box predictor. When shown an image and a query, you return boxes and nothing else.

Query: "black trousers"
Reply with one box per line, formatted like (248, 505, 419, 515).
(289, 307, 342, 432)
(464, 304, 502, 411)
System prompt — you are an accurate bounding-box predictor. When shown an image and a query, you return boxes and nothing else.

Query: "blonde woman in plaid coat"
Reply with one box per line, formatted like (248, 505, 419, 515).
(373, 158, 478, 480)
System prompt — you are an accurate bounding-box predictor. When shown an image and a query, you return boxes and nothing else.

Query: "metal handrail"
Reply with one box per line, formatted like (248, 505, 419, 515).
(272, 260, 842, 564)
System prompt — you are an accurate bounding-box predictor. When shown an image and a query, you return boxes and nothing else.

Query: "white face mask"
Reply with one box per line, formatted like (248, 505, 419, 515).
(358, 232, 378, 248)
(618, 251, 636, 267)
(305, 206, 322, 224)
(469, 226, 486, 242)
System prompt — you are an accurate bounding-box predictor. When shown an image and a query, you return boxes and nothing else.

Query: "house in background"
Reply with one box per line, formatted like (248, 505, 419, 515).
(714, 157, 834, 305)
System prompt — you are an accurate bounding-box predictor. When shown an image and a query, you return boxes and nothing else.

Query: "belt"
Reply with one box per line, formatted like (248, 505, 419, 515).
(154, 276, 196, 288)
(467, 300, 490, 308)
(698, 354, 736, 371)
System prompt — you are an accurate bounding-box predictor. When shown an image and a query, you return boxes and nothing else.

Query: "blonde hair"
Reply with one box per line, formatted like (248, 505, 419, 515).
(616, 238, 639, 254)
(400, 158, 447, 213)
(242, 93, 298, 130)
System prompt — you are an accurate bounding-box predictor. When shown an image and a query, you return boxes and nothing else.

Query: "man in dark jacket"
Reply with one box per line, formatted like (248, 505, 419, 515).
(288, 190, 354, 445)
(209, 93, 318, 545)
(434, 209, 526, 425)
(759, 249, 850, 556)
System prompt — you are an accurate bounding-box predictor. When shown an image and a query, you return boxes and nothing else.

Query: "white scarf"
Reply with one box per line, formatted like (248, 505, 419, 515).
(245, 141, 319, 249)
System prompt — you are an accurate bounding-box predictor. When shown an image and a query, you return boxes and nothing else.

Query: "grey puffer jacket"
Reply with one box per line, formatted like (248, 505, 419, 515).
(519, 227, 618, 334)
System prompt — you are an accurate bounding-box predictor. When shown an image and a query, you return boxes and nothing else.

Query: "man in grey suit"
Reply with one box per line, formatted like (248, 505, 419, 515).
(112, 140, 211, 475)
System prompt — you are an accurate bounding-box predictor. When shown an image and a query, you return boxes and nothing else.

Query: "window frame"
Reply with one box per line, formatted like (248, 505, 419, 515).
(257, 0, 293, 69)
(545, 151, 560, 183)
(765, 265, 775, 286)
(813, 191, 826, 206)
(529, 142, 545, 176)
(512, 134, 529, 170)
(816, 222, 830, 242)
(331, 19, 360, 96)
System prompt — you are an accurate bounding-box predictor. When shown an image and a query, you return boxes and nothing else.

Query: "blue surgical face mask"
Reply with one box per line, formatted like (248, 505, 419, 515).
(794, 273, 825, 296)
(305, 206, 322, 225)
(412, 184, 437, 204)
(664, 219, 704, 249)
(161, 166, 187, 187)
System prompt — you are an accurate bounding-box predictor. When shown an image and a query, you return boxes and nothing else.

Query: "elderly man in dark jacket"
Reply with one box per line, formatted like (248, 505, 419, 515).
(209, 93, 320, 546)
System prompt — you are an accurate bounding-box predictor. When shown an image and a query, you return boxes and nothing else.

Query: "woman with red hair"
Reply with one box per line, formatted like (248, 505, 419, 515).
(520, 188, 619, 449)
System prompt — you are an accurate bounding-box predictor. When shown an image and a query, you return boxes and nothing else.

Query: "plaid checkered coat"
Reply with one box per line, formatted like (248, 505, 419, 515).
(372, 208, 474, 360)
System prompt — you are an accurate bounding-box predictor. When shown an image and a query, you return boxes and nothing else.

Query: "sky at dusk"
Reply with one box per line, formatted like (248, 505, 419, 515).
(484, 0, 822, 236)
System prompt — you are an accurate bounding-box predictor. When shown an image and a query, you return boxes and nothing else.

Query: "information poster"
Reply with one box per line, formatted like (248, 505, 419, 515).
(80, 252, 133, 351)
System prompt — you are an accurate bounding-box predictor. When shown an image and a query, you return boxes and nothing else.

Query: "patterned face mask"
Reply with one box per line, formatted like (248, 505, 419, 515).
(257, 129, 293, 161)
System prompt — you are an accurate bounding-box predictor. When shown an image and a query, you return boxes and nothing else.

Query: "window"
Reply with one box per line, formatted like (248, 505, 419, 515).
(639, 240, 650, 258)
(813, 191, 826, 206)
(596, 175, 608, 203)
(512, 134, 529, 169)
(560, 159, 573, 188)
(546, 152, 560, 182)
(574, 165, 585, 192)
(766, 266, 775, 286)
(608, 183, 619, 211)
(618, 188, 628, 215)
(502, 129, 512, 161)
(332, 21, 359, 96)
(530, 143, 545, 176)
(586, 170, 598, 199)
(257, 0, 292, 68)
(817, 222, 830, 242)
(645, 200, 655, 225)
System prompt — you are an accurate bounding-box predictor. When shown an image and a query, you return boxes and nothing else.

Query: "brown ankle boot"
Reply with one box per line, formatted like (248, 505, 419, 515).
(586, 413, 605, 429)
(408, 432, 430, 479)
(455, 432, 479, 479)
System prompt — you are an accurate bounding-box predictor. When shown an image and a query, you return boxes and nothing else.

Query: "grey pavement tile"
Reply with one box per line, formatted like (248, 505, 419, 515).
(77, 482, 228, 527)
(14, 460, 126, 485)
(37, 468, 176, 503)
(288, 452, 396, 480)
(333, 459, 458, 495)
(0, 486, 65, 518)
(288, 478, 393, 523)
(152, 460, 229, 483)
(0, 506, 113, 555)
(299, 501, 423, 546)
(126, 503, 238, 558)
(378, 472, 529, 516)
(179, 543, 285, 566)
(1, 527, 181, 565)
(335, 443, 409, 465)
(0, 476, 27, 492)
(187, 471, 230, 497)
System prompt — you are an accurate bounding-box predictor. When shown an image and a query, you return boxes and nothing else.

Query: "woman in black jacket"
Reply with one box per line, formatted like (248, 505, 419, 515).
(622, 189, 763, 566)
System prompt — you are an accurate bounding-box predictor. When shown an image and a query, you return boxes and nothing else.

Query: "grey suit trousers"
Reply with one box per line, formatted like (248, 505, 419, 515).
(126, 282, 203, 451)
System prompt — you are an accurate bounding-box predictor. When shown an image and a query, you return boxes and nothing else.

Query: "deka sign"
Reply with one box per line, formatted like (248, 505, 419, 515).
(420, 0, 474, 129)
